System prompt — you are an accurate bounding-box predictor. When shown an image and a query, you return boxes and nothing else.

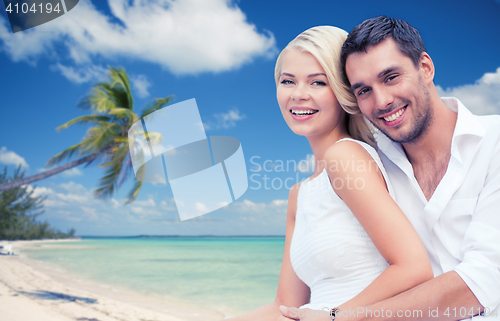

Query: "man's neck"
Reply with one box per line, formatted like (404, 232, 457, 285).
(402, 98, 458, 201)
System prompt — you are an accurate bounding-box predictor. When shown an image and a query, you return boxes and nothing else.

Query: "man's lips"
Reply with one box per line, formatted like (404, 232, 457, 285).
(379, 106, 407, 127)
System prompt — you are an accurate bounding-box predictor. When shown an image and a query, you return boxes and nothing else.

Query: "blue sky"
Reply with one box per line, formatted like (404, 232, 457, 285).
(1, 0, 499, 236)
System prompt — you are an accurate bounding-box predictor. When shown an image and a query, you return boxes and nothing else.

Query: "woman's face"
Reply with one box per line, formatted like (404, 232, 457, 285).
(277, 49, 345, 138)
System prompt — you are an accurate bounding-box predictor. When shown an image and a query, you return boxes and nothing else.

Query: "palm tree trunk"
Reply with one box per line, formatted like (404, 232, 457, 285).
(0, 148, 112, 192)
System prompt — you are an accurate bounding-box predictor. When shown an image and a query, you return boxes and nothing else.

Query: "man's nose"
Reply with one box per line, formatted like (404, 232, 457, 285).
(373, 86, 393, 111)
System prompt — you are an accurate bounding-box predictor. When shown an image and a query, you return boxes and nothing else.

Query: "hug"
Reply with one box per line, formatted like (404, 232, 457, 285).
(226, 15, 500, 321)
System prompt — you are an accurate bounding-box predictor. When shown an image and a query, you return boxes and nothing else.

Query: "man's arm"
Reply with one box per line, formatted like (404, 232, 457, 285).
(337, 271, 482, 321)
(342, 128, 500, 321)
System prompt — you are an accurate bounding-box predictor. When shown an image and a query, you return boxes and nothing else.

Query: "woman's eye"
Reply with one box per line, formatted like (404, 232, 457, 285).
(312, 80, 327, 86)
(280, 79, 294, 85)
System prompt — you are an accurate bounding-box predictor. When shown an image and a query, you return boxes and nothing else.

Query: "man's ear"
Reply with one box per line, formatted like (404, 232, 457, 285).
(419, 52, 435, 85)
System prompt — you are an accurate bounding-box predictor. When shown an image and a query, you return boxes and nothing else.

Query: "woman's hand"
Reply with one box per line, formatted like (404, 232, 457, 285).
(278, 305, 331, 321)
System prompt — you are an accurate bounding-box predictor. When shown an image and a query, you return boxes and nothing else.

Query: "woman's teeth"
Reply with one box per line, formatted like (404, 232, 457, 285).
(291, 109, 318, 116)
(384, 108, 405, 122)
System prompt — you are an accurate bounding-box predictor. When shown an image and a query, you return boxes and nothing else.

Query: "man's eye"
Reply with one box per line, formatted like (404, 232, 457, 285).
(385, 75, 397, 83)
(280, 79, 294, 85)
(357, 88, 370, 96)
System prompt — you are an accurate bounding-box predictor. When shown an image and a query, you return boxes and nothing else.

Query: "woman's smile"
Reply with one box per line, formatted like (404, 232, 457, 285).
(290, 107, 319, 121)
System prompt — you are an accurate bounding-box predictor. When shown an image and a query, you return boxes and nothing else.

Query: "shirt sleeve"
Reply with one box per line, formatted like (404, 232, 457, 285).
(453, 132, 500, 313)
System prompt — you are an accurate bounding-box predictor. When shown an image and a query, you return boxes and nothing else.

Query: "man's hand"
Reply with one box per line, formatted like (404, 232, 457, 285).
(279, 305, 331, 321)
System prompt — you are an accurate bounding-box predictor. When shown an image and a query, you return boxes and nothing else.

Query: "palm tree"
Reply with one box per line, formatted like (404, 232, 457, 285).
(0, 67, 173, 203)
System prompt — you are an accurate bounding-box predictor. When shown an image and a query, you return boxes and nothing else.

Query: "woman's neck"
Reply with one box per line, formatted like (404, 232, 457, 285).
(307, 127, 350, 179)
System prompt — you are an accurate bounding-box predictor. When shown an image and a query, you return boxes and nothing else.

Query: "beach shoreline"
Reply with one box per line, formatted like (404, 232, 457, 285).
(0, 239, 227, 321)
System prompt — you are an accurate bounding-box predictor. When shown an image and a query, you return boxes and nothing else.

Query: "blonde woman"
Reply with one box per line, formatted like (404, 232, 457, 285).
(226, 26, 433, 321)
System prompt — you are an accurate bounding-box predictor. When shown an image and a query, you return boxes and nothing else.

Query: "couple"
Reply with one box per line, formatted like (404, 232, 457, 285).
(228, 16, 500, 321)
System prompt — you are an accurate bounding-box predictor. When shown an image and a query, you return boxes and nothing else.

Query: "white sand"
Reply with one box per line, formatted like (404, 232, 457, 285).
(0, 240, 226, 321)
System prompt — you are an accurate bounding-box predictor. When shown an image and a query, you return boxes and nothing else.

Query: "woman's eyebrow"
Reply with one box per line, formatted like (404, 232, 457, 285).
(308, 73, 327, 78)
(280, 72, 327, 78)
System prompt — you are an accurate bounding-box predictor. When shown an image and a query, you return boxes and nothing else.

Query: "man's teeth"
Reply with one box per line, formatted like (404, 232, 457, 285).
(291, 109, 318, 115)
(383, 108, 404, 122)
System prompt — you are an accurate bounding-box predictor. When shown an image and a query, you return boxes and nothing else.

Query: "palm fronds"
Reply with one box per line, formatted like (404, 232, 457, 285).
(0, 65, 174, 204)
(141, 96, 174, 118)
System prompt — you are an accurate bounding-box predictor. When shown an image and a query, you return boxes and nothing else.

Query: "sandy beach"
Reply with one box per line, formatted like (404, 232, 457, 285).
(0, 240, 226, 321)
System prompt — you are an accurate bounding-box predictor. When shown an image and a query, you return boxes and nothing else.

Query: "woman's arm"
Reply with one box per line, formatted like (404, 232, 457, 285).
(225, 183, 310, 320)
(324, 140, 434, 314)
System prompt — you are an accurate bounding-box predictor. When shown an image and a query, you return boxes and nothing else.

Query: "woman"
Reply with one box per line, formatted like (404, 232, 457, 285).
(227, 26, 433, 321)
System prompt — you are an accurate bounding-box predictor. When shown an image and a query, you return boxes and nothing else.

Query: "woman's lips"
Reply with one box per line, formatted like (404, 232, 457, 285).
(290, 107, 319, 121)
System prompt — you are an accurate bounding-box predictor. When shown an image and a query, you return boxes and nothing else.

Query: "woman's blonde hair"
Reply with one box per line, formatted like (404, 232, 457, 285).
(274, 26, 375, 146)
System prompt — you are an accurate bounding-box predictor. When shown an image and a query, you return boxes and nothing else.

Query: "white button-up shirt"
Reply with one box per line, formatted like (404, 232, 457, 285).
(377, 97, 500, 318)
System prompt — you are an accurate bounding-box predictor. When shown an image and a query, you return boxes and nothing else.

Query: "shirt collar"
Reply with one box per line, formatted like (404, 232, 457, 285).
(376, 97, 485, 165)
(443, 97, 485, 140)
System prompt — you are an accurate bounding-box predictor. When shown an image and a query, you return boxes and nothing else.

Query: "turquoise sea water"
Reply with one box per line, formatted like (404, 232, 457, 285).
(21, 237, 285, 315)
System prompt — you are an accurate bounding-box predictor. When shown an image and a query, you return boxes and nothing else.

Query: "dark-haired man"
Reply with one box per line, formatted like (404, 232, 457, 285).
(340, 16, 500, 320)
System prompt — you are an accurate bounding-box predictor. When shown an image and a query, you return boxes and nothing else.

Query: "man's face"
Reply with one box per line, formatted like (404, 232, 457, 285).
(345, 38, 432, 143)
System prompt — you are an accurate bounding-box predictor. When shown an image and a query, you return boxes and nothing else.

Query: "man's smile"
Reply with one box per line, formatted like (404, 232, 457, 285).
(379, 106, 407, 127)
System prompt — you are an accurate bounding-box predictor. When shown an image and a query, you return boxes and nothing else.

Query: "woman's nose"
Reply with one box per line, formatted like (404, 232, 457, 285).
(291, 84, 309, 101)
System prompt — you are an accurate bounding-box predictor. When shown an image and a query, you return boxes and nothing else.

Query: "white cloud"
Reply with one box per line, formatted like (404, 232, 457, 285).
(30, 186, 54, 198)
(222, 199, 288, 227)
(111, 198, 121, 209)
(436, 67, 500, 115)
(29, 181, 169, 225)
(271, 199, 287, 206)
(134, 198, 156, 207)
(131, 74, 151, 98)
(194, 202, 209, 213)
(50, 63, 108, 84)
(128, 198, 162, 217)
(204, 109, 245, 130)
(59, 181, 87, 193)
(0, 147, 29, 168)
(0, 0, 277, 75)
(32, 182, 90, 206)
(298, 154, 315, 173)
(25, 179, 289, 235)
(81, 206, 100, 221)
(160, 199, 177, 211)
(61, 167, 84, 178)
(130, 206, 160, 216)
(229, 199, 287, 214)
(37, 167, 85, 178)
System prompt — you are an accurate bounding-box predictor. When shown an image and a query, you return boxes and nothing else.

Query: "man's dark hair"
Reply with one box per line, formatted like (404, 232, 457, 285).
(340, 16, 426, 85)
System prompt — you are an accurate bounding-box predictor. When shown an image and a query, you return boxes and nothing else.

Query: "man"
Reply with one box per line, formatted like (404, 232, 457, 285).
(338, 16, 500, 320)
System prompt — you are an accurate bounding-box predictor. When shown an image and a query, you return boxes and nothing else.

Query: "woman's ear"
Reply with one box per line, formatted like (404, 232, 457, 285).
(419, 52, 435, 85)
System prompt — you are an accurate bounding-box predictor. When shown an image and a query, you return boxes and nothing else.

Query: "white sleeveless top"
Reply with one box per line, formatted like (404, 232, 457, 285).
(290, 138, 394, 310)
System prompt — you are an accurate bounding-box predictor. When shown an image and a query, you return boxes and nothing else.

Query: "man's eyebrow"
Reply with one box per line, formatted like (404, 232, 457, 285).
(350, 66, 402, 91)
(378, 66, 401, 78)
(351, 82, 364, 92)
